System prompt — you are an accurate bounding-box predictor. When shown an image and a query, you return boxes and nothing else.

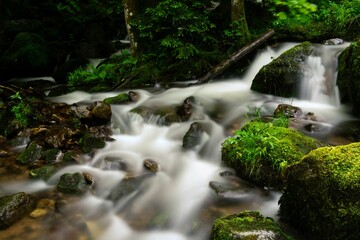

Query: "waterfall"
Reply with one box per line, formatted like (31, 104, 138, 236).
(299, 43, 350, 106)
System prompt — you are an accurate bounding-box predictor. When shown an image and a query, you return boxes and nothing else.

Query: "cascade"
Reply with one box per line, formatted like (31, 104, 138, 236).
(0, 42, 353, 240)
(299, 42, 351, 105)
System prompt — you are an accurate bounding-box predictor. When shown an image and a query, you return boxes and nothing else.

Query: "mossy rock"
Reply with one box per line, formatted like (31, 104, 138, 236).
(103, 92, 132, 105)
(211, 210, 292, 240)
(42, 148, 62, 164)
(279, 142, 360, 240)
(221, 121, 323, 189)
(16, 142, 43, 165)
(337, 40, 360, 117)
(79, 134, 106, 153)
(251, 42, 313, 98)
(29, 165, 57, 181)
(0, 192, 36, 229)
(57, 172, 89, 195)
(3, 32, 50, 67)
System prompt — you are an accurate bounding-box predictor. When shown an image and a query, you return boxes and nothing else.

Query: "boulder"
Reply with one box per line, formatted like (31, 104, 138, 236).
(29, 165, 57, 180)
(0, 192, 36, 229)
(279, 142, 360, 240)
(16, 142, 43, 165)
(182, 122, 204, 149)
(251, 42, 314, 98)
(337, 40, 360, 117)
(57, 172, 90, 195)
(211, 210, 292, 240)
(273, 104, 301, 118)
(221, 121, 323, 189)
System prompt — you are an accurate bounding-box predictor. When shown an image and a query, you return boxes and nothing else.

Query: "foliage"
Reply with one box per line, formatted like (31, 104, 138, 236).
(221, 120, 320, 188)
(315, 0, 360, 37)
(9, 92, 33, 128)
(270, 0, 317, 25)
(128, 0, 221, 84)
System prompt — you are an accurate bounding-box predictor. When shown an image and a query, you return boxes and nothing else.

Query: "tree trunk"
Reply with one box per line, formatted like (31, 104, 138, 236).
(196, 29, 275, 85)
(122, 0, 140, 56)
(231, 0, 250, 43)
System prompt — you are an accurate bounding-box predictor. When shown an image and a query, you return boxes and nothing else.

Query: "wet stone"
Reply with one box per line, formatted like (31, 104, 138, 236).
(182, 122, 204, 149)
(0, 192, 36, 229)
(16, 142, 43, 165)
(57, 172, 89, 195)
(143, 159, 159, 173)
(29, 165, 57, 180)
(29, 208, 48, 218)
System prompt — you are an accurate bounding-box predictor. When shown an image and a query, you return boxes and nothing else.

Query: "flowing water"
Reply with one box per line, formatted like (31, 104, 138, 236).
(1, 42, 354, 239)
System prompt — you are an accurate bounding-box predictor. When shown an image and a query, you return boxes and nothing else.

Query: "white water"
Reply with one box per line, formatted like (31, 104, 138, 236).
(1, 42, 354, 239)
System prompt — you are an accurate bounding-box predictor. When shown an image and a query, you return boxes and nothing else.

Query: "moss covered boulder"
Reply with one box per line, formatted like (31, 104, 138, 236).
(279, 142, 360, 240)
(16, 142, 43, 165)
(337, 40, 360, 117)
(0, 192, 36, 229)
(211, 210, 292, 240)
(251, 42, 314, 98)
(221, 121, 323, 189)
(57, 172, 89, 195)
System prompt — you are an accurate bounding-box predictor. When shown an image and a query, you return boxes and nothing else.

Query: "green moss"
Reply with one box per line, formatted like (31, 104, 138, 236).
(337, 40, 360, 117)
(251, 42, 313, 98)
(16, 142, 43, 165)
(29, 165, 57, 180)
(103, 93, 131, 104)
(279, 142, 360, 240)
(211, 210, 293, 240)
(79, 134, 105, 153)
(221, 121, 322, 188)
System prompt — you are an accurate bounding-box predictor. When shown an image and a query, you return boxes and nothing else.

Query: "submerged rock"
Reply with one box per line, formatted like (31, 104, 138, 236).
(130, 96, 197, 125)
(279, 142, 360, 240)
(143, 159, 160, 173)
(0, 192, 36, 229)
(182, 122, 204, 149)
(211, 210, 292, 240)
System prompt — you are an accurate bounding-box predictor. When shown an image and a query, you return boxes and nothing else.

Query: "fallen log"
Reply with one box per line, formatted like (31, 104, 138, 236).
(196, 29, 275, 85)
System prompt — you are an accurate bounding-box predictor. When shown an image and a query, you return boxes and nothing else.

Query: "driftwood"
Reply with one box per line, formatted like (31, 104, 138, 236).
(196, 29, 275, 85)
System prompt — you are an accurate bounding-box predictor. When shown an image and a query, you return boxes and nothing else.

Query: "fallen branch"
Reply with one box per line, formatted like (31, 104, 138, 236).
(196, 29, 275, 85)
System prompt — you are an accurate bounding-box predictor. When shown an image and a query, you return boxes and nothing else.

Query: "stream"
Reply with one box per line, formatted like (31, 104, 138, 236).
(0, 42, 354, 240)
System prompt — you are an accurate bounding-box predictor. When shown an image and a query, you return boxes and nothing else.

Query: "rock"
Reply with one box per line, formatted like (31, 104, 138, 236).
(274, 104, 301, 118)
(29, 208, 48, 218)
(0, 192, 36, 229)
(42, 148, 63, 164)
(83, 172, 95, 188)
(103, 91, 139, 104)
(130, 96, 196, 125)
(251, 42, 314, 98)
(88, 101, 112, 125)
(211, 210, 291, 240)
(29, 165, 57, 180)
(209, 177, 255, 199)
(16, 142, 43, 165)
(2, 32, 55, 78)
(221, 121, 324, 189)
(143, 159, 159, 173)
(182, 122, 204, 149)
(79, 133, 106, 153)
(279, 142, 360, 240)
(176, 96, 196, 122)
(337, 40, 360, 117)
(323, 38, 344, 45)
(57, 172, 89, 195)
(108, 174, 154, 202)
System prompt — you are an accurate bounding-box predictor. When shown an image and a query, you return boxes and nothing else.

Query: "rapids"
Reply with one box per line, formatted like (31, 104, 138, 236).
(0, 42, 354, 239)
